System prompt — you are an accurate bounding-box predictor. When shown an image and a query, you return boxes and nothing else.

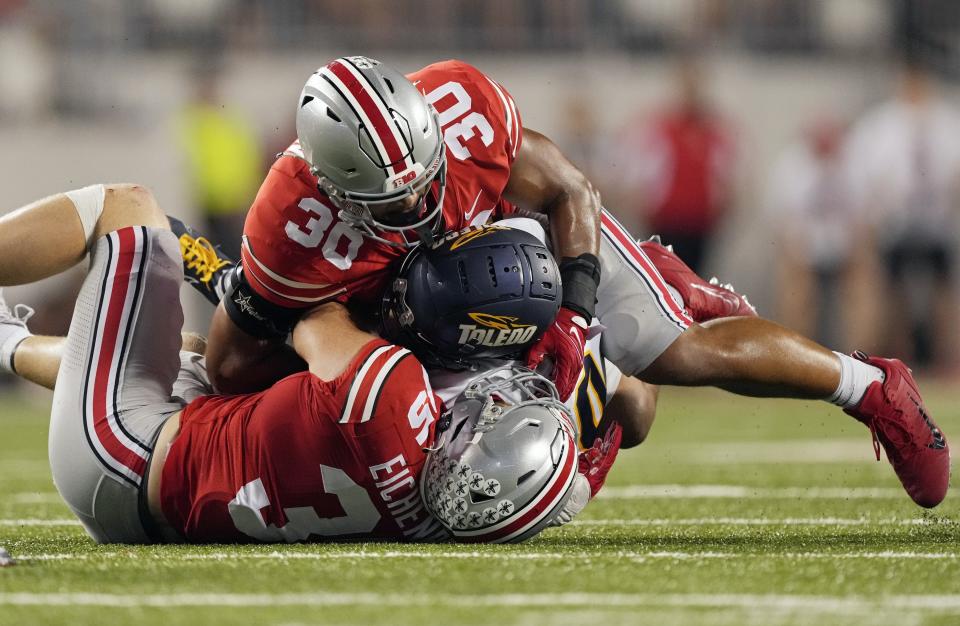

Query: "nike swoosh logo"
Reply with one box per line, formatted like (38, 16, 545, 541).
(464, 191, 484, 222)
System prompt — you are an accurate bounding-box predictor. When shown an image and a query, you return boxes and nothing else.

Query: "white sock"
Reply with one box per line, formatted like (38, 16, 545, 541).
(827, 352, 885, 408)
(0, 328, 30, 374)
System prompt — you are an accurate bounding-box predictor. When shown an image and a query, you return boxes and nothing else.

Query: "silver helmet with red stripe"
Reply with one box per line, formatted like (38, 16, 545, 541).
(296, 56, 446, 248)
(421, 366, 589, 543)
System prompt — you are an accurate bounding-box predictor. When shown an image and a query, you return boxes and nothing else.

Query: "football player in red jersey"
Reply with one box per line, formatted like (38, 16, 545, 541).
(0, 184, 448, 543)
(0, 184, 597, 544)
(180, 55, 947, 509)
(203, 56, 603, 400)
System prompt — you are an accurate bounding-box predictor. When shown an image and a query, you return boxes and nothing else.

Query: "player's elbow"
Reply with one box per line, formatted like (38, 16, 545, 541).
(620, 415, 653, 449)
(579, 174, 602, 213)
(606, 378, 659, 449)
(205, 302, 298, 394)
(207, 350, 254, 395)
(558, 172, 601, 220)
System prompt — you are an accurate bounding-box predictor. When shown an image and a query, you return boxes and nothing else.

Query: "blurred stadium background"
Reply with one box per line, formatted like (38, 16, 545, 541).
(2, 5, 960, 623)
(1, 0, 959, 373)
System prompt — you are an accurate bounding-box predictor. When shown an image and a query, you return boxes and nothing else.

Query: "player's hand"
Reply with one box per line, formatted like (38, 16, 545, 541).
(578, 421, 623, 498)
(524, 306, 588, 399)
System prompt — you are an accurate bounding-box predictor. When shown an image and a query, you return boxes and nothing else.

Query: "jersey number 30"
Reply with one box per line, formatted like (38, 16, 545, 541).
(425, 81, 495, 161)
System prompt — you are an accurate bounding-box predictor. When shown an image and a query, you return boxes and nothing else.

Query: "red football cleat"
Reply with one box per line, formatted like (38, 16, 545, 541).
(578, 421, 623, 498)
(639, 236, 757, 322)
(844, 352, 950, 508)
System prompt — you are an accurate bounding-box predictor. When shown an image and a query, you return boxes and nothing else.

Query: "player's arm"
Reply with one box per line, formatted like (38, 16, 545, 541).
(503, 129, 603, 398)
(205, 301, 306, 394)
(503, 128, 601, 261)
(291, 301, 377, 381)
(202, 157, 333, 394)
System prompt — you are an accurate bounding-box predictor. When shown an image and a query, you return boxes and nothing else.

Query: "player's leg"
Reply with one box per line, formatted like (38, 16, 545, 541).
(601, 375, 659, 449)
(640, 235, 756, 322)
(4, 328, 204, 392)
(641, 317, 842, 397)
(47, 221, 192, 543)
(0, 295, 56, 388)
(0, 185, 199, 542)
(11, 335, 64, 390)
(597, 209, 949, 507)
(0, 184, 167, 286)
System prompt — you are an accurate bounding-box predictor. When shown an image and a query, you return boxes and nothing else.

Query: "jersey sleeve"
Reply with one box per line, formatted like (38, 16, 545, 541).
(334, 342, 442, 447)
(411, 60, 523, 168)
(239, 152, 350, 308)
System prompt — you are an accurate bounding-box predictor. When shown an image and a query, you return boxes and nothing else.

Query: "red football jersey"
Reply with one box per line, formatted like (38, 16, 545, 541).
(240, 59, 523, 307)
(159, 339, 446, 543)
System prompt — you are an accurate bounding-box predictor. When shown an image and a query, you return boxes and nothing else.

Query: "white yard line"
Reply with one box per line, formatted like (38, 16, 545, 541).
(14, 550, 960, 562)
(9, 493, 62, 504)
(6, 516, 947, 529)
(1, 592, 960, 612)
(10, 484, 911, 506)
(597, 484, 909, 499)
(665, 439, 872, 464)
(0, 519, 79, 526)
(572, 517, 949, 526)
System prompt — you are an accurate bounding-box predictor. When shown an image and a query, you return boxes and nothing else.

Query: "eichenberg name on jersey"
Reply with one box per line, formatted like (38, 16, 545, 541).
(369, 453, 443, 539)
(457, 313, 538, 348)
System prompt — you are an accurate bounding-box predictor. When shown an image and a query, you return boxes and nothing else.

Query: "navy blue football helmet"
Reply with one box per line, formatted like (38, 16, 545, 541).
(381, 224, 561, 369)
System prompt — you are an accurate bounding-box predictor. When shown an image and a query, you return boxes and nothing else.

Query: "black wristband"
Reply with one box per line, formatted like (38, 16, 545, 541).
(559, 253, 601, 320)
(223, 267, 304, 340)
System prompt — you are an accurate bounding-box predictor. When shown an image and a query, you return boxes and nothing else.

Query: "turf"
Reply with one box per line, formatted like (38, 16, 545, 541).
(1, 384, 958, 626)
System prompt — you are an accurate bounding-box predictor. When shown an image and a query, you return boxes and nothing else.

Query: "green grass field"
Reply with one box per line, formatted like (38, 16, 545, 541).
(1, 383, 958, 626)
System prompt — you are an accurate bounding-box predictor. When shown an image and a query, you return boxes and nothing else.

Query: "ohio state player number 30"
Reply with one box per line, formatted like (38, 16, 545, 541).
(285, 81, 495, 255)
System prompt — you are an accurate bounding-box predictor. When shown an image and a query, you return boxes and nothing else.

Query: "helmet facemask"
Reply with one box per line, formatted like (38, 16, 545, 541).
(458, 366, 574, 435)
(421, 366, 581, 543)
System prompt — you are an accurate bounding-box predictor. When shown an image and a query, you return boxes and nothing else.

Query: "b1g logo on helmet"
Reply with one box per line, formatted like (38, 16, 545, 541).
(458, 313, 538, 349)
(390, 170, 418, 189)
(386, 164, 425, 191)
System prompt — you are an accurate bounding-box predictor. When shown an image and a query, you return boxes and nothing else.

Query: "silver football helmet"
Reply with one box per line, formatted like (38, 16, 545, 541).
(296, 56, 446, 247)
(421, 366, 590, 543)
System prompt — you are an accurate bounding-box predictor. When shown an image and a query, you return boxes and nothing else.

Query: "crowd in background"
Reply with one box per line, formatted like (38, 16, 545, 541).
(568, 51, 960, 373)
(1, 0, 959, 375)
